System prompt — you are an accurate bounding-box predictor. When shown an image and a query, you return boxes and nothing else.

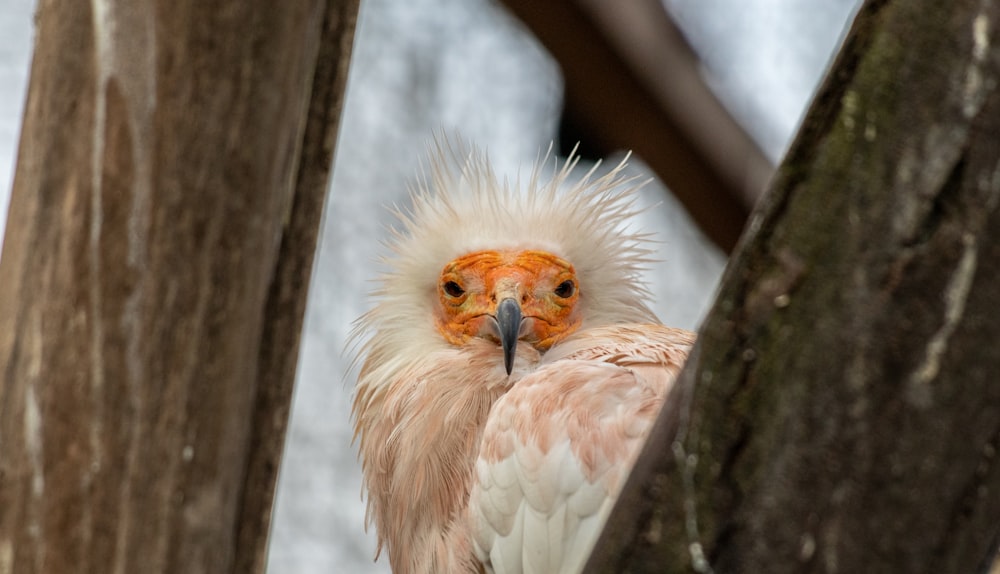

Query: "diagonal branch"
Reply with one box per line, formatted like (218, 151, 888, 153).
(587, 0, 1000, 571)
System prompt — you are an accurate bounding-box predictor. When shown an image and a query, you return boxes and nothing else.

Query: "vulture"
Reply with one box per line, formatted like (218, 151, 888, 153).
(351, 139, 693, 574)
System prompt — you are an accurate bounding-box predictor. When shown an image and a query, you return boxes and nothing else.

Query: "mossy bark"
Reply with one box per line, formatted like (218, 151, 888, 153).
(587, 1, 1000, 572)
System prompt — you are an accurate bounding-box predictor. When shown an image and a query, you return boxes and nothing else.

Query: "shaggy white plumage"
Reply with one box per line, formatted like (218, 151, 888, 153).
(352, 138, 693, 574)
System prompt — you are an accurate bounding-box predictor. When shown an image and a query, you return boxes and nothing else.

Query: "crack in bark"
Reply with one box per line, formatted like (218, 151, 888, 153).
(672, 438, 715, 574)
(707, 417, 750, 565)
(900, 152, 968, 249)
(672, 350, 719, 574)
(905, 233, 978, 407)
(962, 6, 993, 119)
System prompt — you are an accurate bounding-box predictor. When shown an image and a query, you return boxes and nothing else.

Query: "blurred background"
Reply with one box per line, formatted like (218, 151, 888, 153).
(0, 0, 860, 571)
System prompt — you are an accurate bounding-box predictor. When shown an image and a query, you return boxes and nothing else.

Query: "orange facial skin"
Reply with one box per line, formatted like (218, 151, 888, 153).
(434, 250, 582, 352)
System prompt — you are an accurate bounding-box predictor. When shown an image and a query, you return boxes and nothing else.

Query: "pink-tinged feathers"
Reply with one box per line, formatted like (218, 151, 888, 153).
(469, 325, 693, 574)
(353, 340, 530, 573)
(351, 138, 694, 574)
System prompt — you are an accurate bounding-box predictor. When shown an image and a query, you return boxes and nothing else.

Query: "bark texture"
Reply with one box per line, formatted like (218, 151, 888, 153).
(587, 0, 1000, 572)
(0, 1, 358, 573)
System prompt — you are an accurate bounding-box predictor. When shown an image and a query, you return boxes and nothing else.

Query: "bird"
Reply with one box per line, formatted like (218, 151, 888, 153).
(350, 138, 695, 574)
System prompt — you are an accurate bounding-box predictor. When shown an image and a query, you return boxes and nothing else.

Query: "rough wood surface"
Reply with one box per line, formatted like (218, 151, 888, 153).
(0, 1, 358, 572)
(586, 0, 1000, 572)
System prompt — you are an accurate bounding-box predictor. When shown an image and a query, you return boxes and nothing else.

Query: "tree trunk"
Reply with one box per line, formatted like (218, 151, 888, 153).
(0, 1, 358, 573)
(586, 0, 1000, 572)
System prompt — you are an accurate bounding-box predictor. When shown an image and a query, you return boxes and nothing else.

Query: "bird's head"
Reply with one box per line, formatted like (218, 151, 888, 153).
(353, 137, 659, 381)
(434, 248, 582, 374)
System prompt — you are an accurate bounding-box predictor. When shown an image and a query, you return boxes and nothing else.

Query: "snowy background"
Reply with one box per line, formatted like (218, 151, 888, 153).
(0, 0, 860, 572)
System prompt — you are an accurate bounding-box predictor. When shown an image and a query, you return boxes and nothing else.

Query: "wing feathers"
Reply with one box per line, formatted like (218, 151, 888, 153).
(470, 324, 693, 574)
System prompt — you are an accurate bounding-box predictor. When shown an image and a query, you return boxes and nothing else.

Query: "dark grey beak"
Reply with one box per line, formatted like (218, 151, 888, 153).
(496, 298, 522, 376)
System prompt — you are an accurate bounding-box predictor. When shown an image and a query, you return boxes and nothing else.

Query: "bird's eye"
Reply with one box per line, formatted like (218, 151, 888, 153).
(554, 280, 576, 298)
(443, 281, 466, 298)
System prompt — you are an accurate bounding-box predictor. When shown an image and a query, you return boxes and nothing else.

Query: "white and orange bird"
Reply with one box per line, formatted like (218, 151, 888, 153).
(351, 140, 695, 574)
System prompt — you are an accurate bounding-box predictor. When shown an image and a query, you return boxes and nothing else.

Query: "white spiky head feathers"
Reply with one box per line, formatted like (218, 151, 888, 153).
(353, 139, 660, 373)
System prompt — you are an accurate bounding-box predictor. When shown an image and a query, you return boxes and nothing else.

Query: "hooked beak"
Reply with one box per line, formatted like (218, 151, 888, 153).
(495, 298, 522, 376)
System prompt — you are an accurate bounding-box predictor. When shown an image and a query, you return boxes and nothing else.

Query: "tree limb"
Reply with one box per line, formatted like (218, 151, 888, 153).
(587, 0, 1000, 571)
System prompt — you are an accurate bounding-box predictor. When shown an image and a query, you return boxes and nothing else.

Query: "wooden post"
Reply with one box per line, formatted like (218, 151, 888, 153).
(587, 0, 1000, 572)
(0, 1, 358, 572)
